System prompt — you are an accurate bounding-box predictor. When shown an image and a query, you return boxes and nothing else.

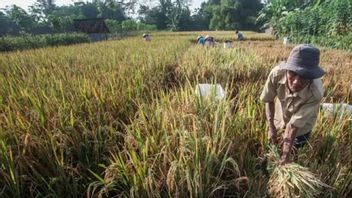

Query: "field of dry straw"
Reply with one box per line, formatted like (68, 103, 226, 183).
(0, 31, 351, 197)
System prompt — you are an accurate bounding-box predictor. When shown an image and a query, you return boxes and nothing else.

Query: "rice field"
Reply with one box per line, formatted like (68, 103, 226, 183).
(0, 31, 351, 197)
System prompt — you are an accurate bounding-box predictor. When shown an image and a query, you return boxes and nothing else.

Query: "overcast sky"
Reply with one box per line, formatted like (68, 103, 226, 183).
(0, 0, 207, 12)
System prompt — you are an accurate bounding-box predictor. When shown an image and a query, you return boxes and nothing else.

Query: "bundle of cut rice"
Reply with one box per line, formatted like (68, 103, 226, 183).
(266, 146, 332, 198)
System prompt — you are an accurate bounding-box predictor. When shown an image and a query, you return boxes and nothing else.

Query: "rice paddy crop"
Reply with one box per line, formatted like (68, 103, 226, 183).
(0, 31, 351, 197)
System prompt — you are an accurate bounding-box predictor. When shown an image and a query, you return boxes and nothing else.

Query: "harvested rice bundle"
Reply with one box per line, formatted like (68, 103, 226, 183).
(266, 146, 332, 198)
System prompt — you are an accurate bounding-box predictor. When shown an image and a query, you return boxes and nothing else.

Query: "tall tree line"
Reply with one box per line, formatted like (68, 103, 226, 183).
(0, 0, 134, 35)
(0, 0, 264, 35)
(138, 0, 263, 31)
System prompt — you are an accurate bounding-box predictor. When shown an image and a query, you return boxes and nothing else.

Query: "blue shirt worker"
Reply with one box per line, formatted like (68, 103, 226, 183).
(197, 36, 205, 45)
(260, 44, 325, 165)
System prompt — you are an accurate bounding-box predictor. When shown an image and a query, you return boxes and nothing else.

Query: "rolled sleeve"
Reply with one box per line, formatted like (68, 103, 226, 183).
(289, 100, 320, 128)
(260, 69, 277, 102)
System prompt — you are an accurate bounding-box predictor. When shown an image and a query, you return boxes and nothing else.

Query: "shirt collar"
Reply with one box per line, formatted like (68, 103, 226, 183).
(297, 84, 311, 99)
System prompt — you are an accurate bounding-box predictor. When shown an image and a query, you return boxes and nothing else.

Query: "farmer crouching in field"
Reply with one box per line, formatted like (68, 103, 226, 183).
(204, 35, 215, 47)
(235, 30, 244, 41)
(143, 33, 151, 41)
(260, 44, 325, 165)
(197, 35, 205, 45)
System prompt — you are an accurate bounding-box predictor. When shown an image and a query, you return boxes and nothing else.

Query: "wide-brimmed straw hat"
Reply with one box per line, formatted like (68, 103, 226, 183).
(280, 44, 325, 79)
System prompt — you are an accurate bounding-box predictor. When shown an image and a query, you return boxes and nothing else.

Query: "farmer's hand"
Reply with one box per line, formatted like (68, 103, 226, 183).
(279, 124, 297, 165)
(279, 154, 292, 165)
(268, 125, 278, 145)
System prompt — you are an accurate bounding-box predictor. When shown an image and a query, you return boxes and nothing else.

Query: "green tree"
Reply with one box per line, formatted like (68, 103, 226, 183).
(0, 11, 20, 35)
(29, 0, 56, 22)
(139, 5, 169, 29)
(259, 0, 352, 37)
(138, 0, 191, 30)
(190, 7, 211, 30)
(199, 0, 263, 30)
(257, 0, 317, 32)
(48, 5, 82, 32)
(6, 5, 36, 32)
(95, 0, 126, 20)
(80, 2, 100, 18)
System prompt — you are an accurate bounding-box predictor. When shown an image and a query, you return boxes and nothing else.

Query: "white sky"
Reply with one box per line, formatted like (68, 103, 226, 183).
(0, 0, 207, 12)
(0, 0, 77, 10)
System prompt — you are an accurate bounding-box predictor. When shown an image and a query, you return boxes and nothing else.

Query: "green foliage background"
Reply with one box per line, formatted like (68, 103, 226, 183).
(258, 0, 352, 50)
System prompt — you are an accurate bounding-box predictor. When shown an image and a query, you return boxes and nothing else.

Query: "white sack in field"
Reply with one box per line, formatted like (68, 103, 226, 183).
(320, 103, 352, 117)
(224, 41, 232, 48)
(195, 84, 225, 100)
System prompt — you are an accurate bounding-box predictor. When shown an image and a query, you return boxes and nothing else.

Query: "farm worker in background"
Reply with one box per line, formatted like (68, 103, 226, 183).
(235, 30, 244, 41)
(260, 44, 325, 165)
(204, 35, 215, 47)
(143, 33, 151, 41)
(196, 35, 205, 45)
